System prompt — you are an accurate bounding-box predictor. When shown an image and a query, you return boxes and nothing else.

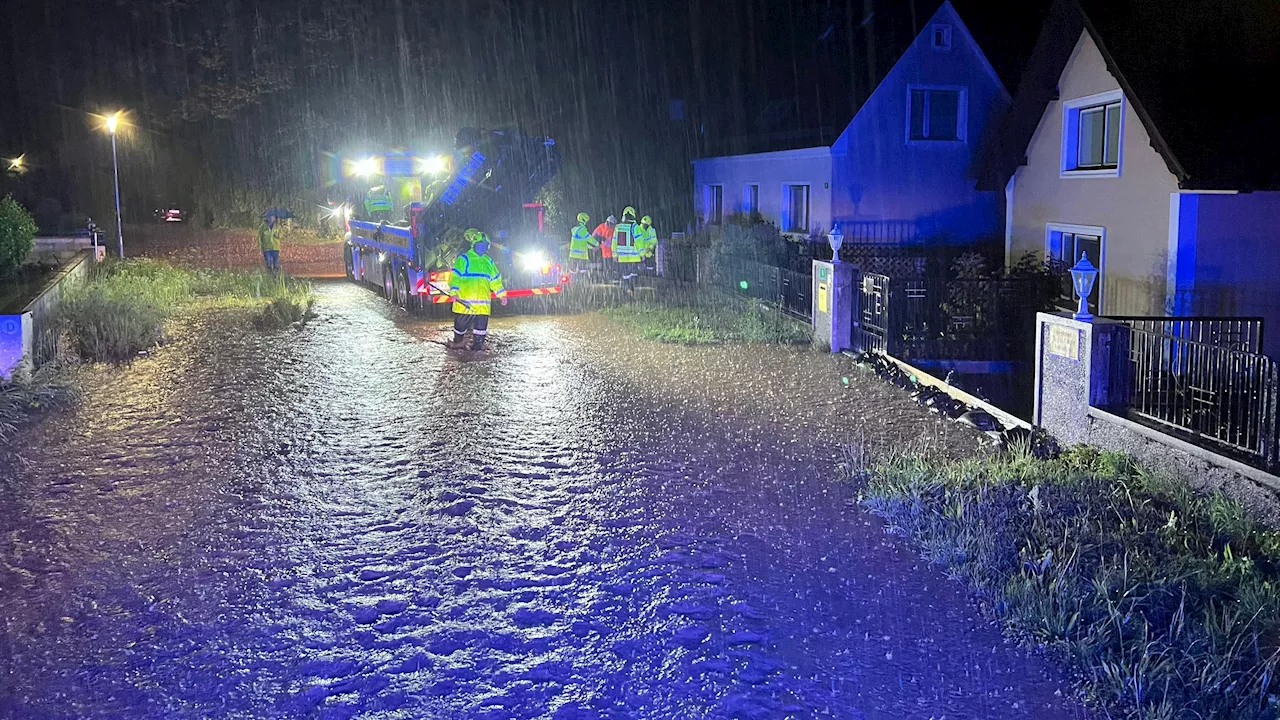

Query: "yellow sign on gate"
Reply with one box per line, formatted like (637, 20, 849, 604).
(818, 283, 829, 313)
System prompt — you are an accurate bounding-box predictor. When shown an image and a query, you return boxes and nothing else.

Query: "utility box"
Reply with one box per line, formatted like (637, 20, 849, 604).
(812, 260, 854, 352)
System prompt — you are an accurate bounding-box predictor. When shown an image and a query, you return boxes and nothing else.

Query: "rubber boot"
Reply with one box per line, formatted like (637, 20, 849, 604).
(471, 335, 486, 352)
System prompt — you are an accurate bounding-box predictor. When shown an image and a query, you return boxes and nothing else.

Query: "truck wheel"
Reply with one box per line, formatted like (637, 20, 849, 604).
(344, 246, 355, 281)
(383, 263, 395, 299)
(397, 268, 413, 310)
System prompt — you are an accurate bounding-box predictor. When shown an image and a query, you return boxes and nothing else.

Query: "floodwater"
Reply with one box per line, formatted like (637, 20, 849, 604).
(1, 283, 1084, 720)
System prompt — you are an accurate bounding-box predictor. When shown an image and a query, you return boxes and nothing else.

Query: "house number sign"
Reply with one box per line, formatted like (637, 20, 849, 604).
(1048, 325, 1079, 360)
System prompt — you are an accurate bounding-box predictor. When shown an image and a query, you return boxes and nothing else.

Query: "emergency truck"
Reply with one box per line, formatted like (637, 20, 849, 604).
(340, 128, 568, 310)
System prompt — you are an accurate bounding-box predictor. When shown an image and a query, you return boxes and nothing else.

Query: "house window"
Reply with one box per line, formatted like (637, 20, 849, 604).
(1046, 223, 1105, 313)
(705, 184, 723, 224)
(908, 87, 965, 142)
(744, 184, 759, 215)
(1061, 90, 1124, 176)
(931, 23, 952, 51)
(782, 184, 810, 233)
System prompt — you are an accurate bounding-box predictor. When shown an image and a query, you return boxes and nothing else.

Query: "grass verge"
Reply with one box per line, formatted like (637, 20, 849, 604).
(601, 298, 811, 345)
(60, 259, 313, 362)
(1, 365, 75, 442)
(858, 443, 1280, 719)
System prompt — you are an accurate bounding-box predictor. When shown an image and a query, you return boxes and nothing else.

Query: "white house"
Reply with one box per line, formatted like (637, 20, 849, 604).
(980, 0, 1280, 353)
(692, 1, 1010, 247)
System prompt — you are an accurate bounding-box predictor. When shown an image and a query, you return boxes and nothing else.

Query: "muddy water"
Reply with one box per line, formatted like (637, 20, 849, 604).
(1, 284, 1084, 719)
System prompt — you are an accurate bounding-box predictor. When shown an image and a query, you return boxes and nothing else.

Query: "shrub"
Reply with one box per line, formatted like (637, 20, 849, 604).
(0, 195, 38, 277)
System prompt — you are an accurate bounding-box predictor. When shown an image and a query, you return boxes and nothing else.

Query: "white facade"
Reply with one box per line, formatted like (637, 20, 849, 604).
(1007, 30, 1178, 316)
(692, 147, 833, 236)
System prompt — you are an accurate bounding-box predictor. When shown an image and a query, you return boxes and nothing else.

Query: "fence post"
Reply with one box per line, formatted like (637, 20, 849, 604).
(1263, 363, 1280, 472)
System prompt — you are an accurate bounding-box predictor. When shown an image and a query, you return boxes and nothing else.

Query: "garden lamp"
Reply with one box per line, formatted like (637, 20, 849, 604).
(1070, 252, 1099, 321)
(828, 224, 844, 263)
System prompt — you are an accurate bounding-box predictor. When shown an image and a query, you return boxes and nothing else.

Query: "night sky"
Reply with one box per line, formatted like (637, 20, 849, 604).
(0, 0, 1048, 233)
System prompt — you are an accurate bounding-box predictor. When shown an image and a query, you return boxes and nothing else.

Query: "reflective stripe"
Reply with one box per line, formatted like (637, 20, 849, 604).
(472, 328, 488, 336)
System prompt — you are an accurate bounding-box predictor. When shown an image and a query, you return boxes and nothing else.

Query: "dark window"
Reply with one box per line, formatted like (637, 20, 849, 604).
(909, 89, 961, 141)
(1076, 101, 1121, 169)
(784, 185, 810, 232)
(1048, 230, 1103, 312)
(931, 24, 951, 51)
(744, 184, 759, 215)
(706, 185, 722, 224)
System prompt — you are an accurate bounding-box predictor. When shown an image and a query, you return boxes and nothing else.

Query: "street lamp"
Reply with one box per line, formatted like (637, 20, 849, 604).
(828, 224, 844, 263)
(102, 111, 125, 258)
(1070, 252, 1099, 321)
(5, 154, 24, 173)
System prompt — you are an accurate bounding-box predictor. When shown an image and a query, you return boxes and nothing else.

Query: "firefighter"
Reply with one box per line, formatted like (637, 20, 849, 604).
(364, 185, 393, 221)
(635, 214, 657, 274)
(613, 206, 641, 288)
(449, 229, 508, 350)
(592, 215, 617, 279)
(568, 212, 598, 275)
(257, 214, 282, 274)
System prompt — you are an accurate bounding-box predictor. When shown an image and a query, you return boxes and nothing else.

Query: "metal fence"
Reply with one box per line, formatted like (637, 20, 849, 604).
(720, 258, 813, 321)
(1120, 317, 1280, 470)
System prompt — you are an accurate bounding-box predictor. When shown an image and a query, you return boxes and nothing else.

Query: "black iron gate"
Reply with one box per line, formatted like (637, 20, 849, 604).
(857, 272, 890, 353)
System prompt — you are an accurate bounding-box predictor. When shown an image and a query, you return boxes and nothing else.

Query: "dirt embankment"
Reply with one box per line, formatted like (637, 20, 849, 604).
(125, 224, 346, 277)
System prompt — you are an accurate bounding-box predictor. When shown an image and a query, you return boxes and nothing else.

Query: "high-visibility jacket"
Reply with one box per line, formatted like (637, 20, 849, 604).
(593, 222, 615, 258)
(257, 222, 281, 252)
(613, 221, 641, 263)
(634, 224, 657, 258)
(449, 249, 506, 315)
(569, 222, 598, 259)
(365, 192, 393, 215)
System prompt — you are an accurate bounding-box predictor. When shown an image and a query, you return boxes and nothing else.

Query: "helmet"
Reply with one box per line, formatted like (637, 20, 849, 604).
(469, 231, 490, 246)
(606, 215, 618, 224)
(622, 206, 637, 220)
(577, 212, 590, 224)
(463, 228, 481, 243)
(641, 215, 652, 226)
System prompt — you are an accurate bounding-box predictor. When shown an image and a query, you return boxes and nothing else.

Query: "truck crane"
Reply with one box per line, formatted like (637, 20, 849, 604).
(340, 128, 567, 310)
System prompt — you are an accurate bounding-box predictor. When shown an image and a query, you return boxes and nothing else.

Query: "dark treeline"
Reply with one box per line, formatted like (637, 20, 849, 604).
(0, 0, 1039, 234)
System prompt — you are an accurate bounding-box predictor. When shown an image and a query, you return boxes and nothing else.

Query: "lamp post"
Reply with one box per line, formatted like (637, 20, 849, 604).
(828, 224, 844, 263)
(1070, 252, 1099, 321)
(104, 112, 125, 258)
(5, 154, 24, 173)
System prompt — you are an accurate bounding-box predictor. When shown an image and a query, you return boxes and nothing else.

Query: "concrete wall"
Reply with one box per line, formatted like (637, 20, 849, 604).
(1009, 31, 1179, 315)
(830, 1, 1007, 245)
(692, 148, 833, 234)
(1034, 312, 1280, 525)
(1168, 191, 1280, 357)
(0, 250, 93, 378)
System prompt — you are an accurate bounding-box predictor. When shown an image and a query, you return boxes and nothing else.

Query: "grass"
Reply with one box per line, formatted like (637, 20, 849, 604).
(602, 298, 812, 345)
(1, 364, 74, 442)
(59, 259, 313, 362)
(857, 442, 1280, 719)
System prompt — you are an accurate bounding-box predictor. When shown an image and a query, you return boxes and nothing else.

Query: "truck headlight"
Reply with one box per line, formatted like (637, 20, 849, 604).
(520, 250, 547, 273)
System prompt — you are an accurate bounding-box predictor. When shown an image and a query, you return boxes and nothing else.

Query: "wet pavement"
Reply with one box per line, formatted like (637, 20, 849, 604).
(1, 283, 1086, 719)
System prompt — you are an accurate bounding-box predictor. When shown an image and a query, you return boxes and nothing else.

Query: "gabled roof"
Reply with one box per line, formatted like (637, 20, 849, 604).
(697, 0, 1041, 159)
(977, 0, 1280, 192)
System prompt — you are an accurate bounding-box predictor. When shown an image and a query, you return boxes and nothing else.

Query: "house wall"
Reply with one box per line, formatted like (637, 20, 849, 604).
(830, 2, 1007, 246)
(691, 149, 833, 234)
(1172, 191, 1280, 357)
(1009, 30, 1179, 315)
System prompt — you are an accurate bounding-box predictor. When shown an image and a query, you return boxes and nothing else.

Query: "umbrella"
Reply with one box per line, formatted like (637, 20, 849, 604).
(262, 207, 296, 221)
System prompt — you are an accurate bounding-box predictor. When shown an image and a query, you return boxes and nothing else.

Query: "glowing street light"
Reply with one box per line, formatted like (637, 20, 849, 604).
(101, 111, 126, 258)
(6, 154, 24, 173)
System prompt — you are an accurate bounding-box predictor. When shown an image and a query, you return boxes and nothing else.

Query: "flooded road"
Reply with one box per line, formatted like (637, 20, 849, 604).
(1, 283, 1083, 719)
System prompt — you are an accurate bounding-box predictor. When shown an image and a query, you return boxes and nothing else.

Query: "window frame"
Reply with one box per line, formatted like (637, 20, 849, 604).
(781, 183, 811, 234)
(743, 183, 760, 216)
(1060, 89, 1125, 178)
(905, 85, 968, 144)
(1045, 222, 1107, 314)
(705, 184, 723, 225)
(930, 23, 952, 52)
